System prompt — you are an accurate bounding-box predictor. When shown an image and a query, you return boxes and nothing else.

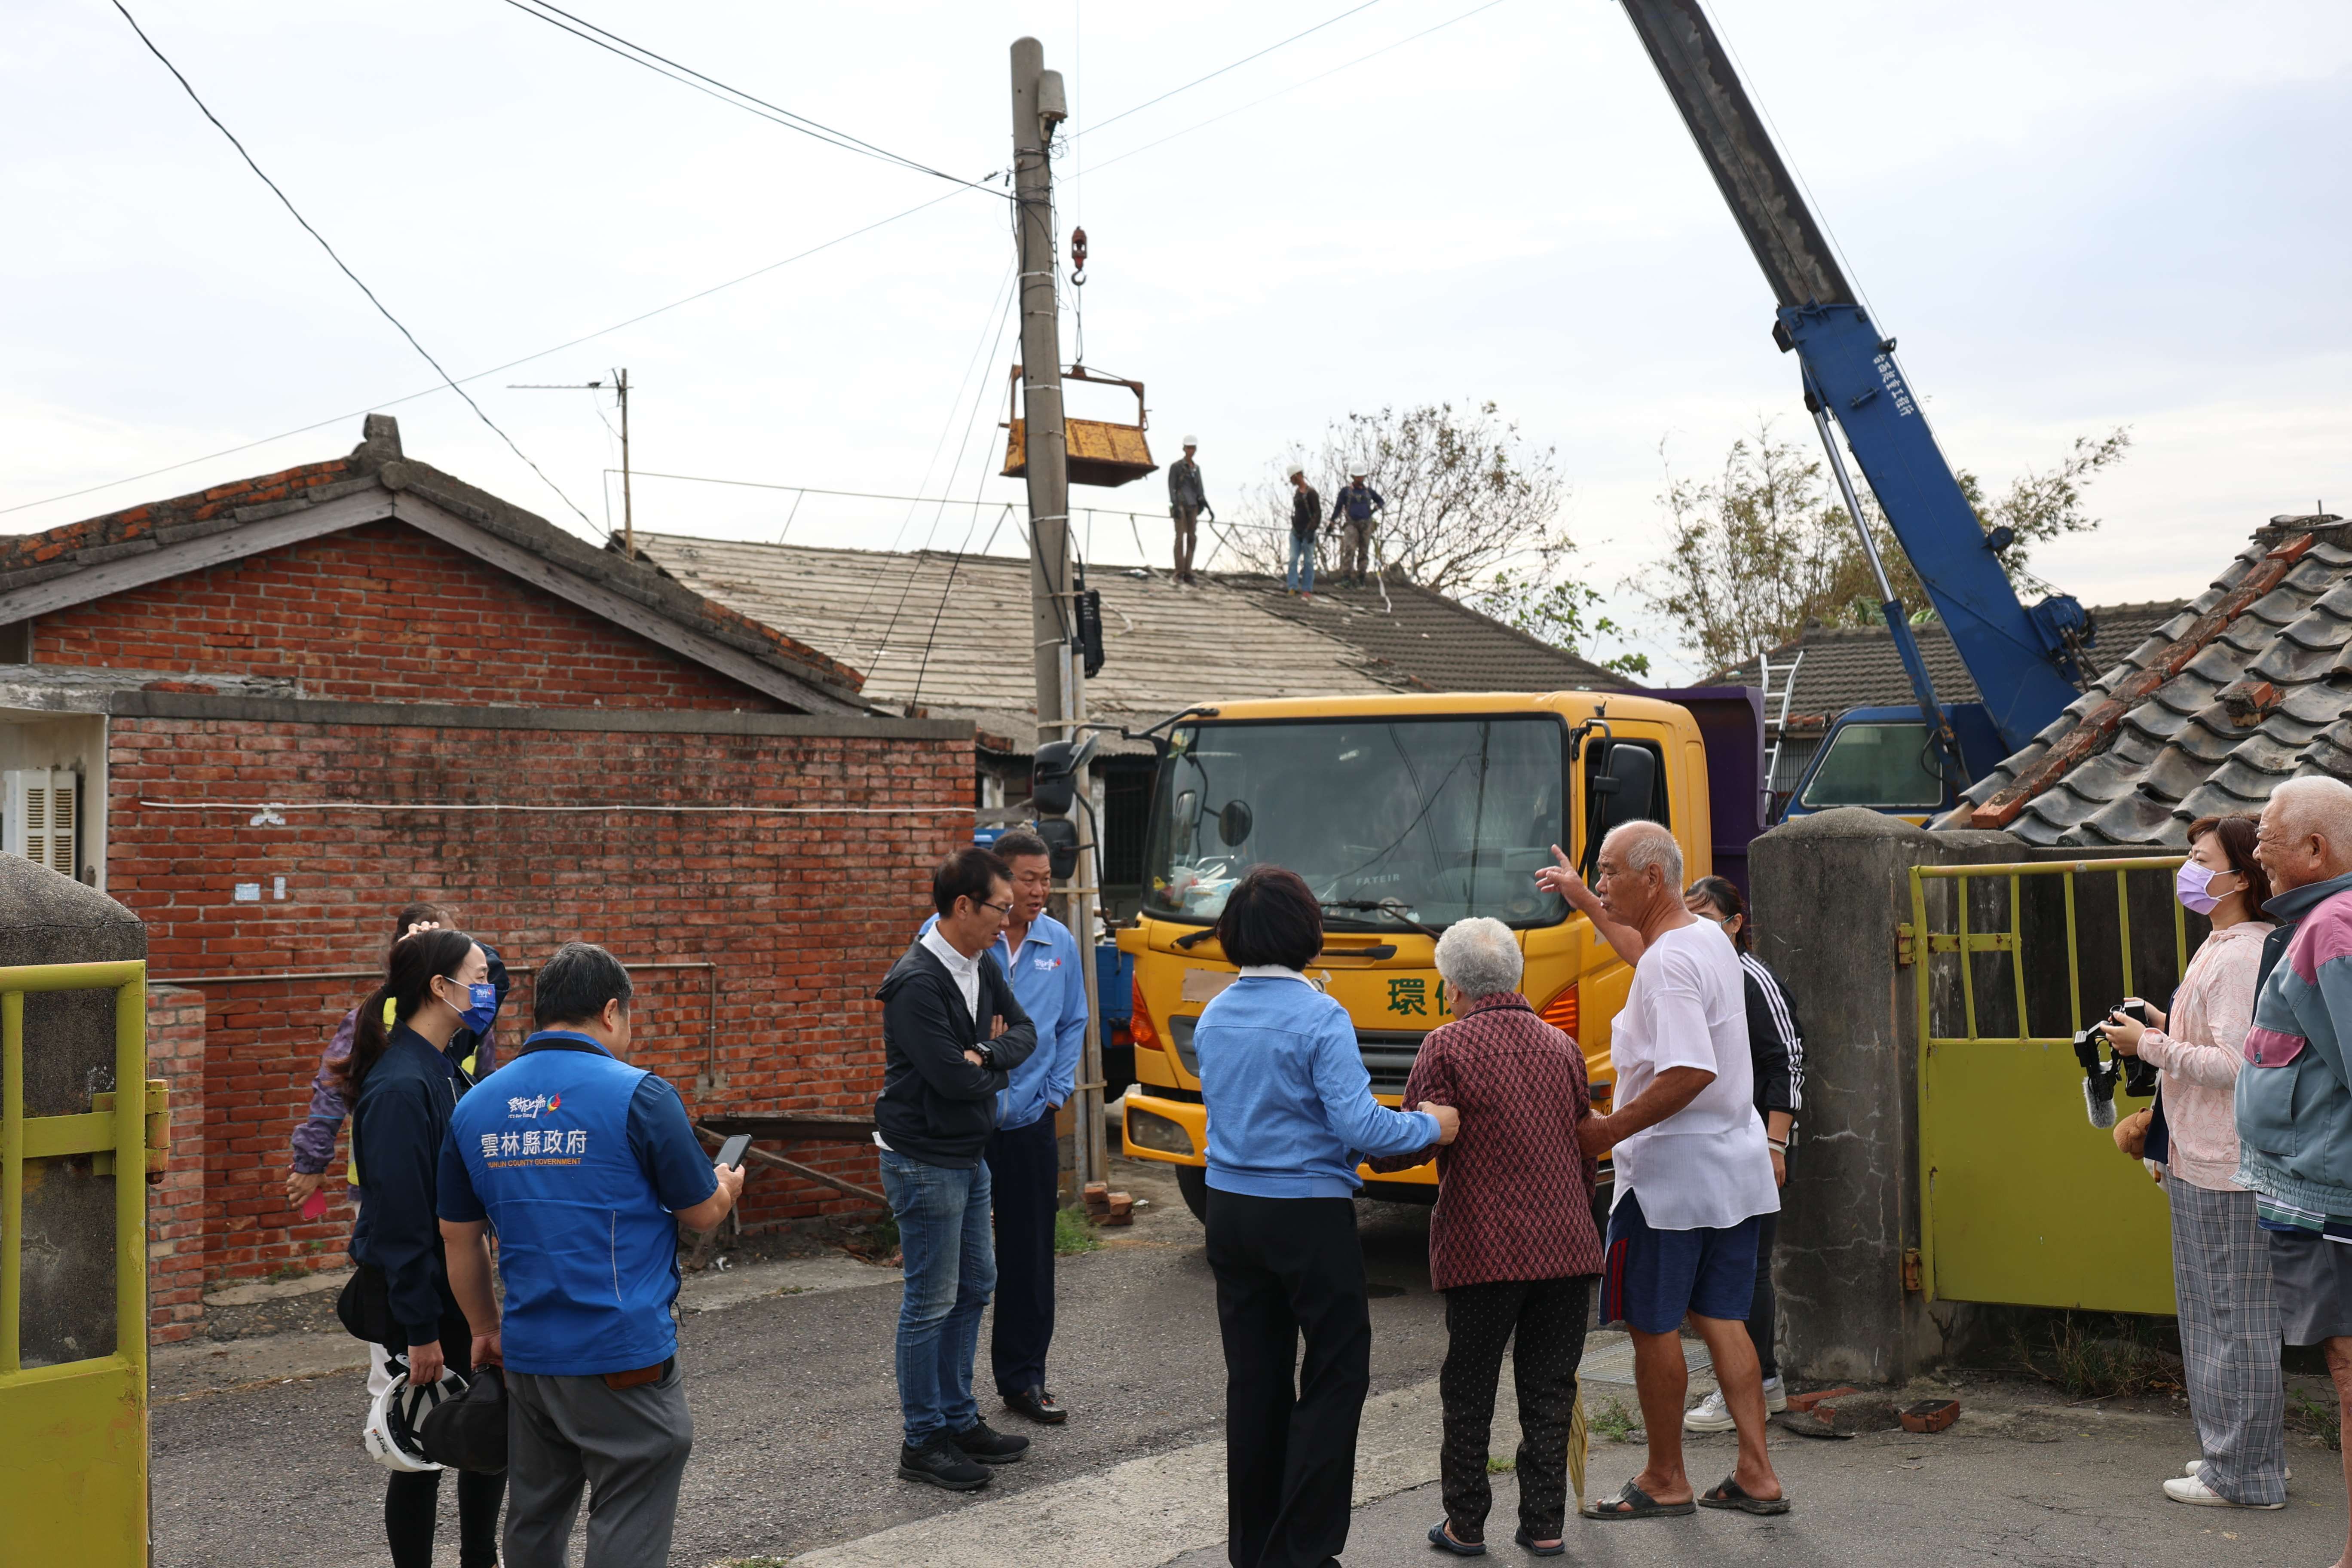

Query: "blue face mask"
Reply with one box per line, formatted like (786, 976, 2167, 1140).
(442, 980, 499, 1037)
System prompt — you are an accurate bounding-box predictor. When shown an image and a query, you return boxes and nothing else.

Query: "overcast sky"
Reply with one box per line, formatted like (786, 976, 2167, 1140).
(7, 0, 2349, 680)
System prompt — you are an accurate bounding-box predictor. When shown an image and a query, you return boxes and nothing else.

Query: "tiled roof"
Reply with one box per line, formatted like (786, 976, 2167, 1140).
(0, 416, 866, 710)
(1712, 600, 2188, 729)
(1955, 517, 2352, 846)
(631, 539, 1632, 747)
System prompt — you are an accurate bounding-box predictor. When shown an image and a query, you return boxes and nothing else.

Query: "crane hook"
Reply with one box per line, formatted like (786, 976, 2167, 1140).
(1069, 225, 1087, 286)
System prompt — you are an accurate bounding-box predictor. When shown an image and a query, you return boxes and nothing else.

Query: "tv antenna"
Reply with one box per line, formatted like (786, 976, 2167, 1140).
(510, 369, 634, 557)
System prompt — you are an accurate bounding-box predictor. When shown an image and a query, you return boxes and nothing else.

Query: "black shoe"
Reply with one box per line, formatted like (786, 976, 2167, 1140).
(947, 1419, 1030, 1464)
(898, 1437, 992, 1491)
(1003, 1386, 1069, 1424)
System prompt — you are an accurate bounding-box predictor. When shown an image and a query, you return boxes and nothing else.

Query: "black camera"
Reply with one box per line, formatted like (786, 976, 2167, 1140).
(2072, 1001, 2160, 1129)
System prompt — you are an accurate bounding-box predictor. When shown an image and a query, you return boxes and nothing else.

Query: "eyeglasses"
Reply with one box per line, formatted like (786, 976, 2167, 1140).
(977, 899, 1015, 918)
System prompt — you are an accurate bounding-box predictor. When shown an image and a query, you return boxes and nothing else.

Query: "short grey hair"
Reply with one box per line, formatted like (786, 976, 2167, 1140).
(2269, 776, 2352, 849)
(1434, 917, 1523, 1002)
(1602, 820, 1683, 887)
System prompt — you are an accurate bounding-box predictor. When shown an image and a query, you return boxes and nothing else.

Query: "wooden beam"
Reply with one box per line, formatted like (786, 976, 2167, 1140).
(392, 494, 865, 716)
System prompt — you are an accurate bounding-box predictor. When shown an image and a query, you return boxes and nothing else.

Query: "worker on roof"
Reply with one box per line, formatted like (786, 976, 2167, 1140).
(1169, 437, 1212, 587)
(1286, 465, 1321, 597)
(1330, 469, 1385, 588)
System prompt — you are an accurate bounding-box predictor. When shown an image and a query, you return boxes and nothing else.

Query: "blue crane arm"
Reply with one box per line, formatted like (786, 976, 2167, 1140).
(1616, 0, 2088, 755)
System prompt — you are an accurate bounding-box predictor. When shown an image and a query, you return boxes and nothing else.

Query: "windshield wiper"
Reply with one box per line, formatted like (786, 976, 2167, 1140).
(1320, 899, 1442, 940)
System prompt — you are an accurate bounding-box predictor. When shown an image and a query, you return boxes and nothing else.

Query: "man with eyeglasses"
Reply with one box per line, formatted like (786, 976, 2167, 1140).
(920, 830, 1089, 1428)
(875, 846, 1039, 1491)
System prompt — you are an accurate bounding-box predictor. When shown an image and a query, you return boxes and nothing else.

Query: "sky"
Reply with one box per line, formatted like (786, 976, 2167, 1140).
(6, 0, 2349, 682)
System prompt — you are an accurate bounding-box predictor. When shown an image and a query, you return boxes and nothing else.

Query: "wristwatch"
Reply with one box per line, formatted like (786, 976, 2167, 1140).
(973, 1040, 999, 1071)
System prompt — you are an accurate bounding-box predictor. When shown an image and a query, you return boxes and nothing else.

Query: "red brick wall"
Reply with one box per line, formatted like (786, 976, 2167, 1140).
(36, 520, 783, 711)
(108, 714, 971, 1286)
(146, 984, 209, 1341)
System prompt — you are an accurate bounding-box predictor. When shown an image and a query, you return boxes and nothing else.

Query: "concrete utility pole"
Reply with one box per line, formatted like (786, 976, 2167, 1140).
(615, 367, 634, 559)
(1009, 37, 1107, 1195)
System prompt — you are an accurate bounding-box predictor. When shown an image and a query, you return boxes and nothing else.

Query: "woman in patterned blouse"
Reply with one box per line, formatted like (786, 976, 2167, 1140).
(1370, 916, 1602, 1557)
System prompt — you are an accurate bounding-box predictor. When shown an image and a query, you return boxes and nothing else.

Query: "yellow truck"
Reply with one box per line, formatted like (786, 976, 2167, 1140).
(1115, 689, 1736, 1219)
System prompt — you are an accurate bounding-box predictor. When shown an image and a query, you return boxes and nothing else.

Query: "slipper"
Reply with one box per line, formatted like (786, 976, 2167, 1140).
(1698, 1476, 1791, 1516)
(1580, 1480, 1696, 1520)
(1513, 1526, 1567, 1556)
(1426, 1522, 1487, 1556)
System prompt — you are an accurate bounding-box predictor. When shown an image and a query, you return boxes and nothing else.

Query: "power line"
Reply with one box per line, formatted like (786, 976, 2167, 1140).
(106, 0, 597, 532)
(1, 185, 977, 522)
(1079, 0, 1513, 178)
(1075, 0, 1393, 141)
(493, 0, 1006, 197)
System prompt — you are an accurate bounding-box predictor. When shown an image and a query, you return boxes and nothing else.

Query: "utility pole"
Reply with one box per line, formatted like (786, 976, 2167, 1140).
(615, 367, 634, 559)
(1009, 37, 1106, 1196)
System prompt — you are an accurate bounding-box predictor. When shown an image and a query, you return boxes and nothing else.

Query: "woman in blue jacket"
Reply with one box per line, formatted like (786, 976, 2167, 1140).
(339, 926, 505, 1568)
(1195, 866, 1459, 1568)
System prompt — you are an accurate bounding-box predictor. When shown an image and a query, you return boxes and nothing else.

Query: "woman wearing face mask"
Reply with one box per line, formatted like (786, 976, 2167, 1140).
(2099, 814, 2285, 1510)
(337, 927, 507, 1567)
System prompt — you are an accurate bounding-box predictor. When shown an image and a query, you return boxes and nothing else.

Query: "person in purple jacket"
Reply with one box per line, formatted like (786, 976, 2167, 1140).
(285, 901, 508, 1211)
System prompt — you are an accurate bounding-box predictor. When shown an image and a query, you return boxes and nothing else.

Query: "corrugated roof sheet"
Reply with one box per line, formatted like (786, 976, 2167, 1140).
(1712, 601, 2188, 726)
(1957, 520, 2352, 846)
(632, 539, 1632, 741)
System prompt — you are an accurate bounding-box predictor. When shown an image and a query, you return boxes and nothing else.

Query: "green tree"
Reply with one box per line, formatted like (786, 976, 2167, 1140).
(1468, 567, 1651, 679)
(1639, 419, 2131, 669)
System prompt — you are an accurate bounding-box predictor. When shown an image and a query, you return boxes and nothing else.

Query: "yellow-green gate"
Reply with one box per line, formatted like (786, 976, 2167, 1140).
(0, 960, 156, 1567)
(1910, 859, 2187, 1314)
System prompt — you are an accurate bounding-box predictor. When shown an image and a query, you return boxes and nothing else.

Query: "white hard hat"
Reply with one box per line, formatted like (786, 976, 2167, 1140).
(365, 1363, 464, 1473)
(1182, 435, 1198, 447)
(1287, 465, 1306, 481)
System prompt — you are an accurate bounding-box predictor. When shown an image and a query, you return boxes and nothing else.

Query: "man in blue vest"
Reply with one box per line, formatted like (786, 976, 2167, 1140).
(439, 942, 742, 1568)
(922, 828, 1090, 1426)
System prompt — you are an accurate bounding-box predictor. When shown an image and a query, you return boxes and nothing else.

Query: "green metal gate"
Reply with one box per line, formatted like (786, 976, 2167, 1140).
(1909, 858, 2190, 1315)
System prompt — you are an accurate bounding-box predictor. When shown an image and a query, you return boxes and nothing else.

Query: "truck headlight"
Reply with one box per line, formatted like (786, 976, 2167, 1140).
(1124, 1106, 1195, 1156)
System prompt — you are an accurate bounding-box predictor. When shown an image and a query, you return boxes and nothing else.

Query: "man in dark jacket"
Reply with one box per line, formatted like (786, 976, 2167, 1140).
(876, 846, 1040, 1491)
(1285, 465, 1322, 596)
(1329, 469, 1385, 586)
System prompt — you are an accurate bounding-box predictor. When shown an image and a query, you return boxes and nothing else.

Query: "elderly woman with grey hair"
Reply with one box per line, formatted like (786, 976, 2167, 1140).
(1368, 917, 1602, 1557)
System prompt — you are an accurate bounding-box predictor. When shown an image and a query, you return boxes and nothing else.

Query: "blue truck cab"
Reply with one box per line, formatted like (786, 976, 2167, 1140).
(1781, 702, 2009, 826)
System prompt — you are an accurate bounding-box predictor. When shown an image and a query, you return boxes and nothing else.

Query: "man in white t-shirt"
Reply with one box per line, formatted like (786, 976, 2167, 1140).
(1538, 821, 1785, 1521)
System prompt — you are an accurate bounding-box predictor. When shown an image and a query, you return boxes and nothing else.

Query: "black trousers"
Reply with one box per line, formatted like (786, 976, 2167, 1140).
(1438, 1276, 1592, 1542)
(1746, 1212, 1779, 1379)
(986, 1113, 1061, 1396)
(1206, 1190, 1371, 1568)
(382, 1309, 505, 1568)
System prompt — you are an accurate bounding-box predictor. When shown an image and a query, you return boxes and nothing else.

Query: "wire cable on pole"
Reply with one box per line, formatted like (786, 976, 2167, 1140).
(493, 0, 1007, 197)
(2, 186, 976, 523)
(106, 0, 598, 532)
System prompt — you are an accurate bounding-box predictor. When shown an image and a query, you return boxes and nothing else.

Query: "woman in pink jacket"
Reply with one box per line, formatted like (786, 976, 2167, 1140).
(2100, 813, 2285, 1510)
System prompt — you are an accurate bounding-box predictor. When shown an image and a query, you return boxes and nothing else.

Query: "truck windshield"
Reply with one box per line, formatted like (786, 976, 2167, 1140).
(1799, 721, 1943, 808)
(1143, 716, 1569, 929)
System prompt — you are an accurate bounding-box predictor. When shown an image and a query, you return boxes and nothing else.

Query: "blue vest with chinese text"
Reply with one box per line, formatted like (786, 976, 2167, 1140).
(448, 1034, 680, 1375)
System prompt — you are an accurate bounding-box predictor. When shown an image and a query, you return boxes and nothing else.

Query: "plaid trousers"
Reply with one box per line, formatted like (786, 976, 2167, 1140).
(2169, 1178, 2288, 1505)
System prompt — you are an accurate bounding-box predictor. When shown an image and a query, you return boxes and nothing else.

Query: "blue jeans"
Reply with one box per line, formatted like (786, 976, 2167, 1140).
(1286, 531, 1317, 592)
(879, 1147, 997, 1446)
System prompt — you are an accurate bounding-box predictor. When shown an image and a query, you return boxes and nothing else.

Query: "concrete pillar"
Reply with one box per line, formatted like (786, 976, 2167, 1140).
(1749, 809, 2022, 1383)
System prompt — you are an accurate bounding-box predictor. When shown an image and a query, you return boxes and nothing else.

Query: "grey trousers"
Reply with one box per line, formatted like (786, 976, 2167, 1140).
(2169, 1179, 2288, 1505)
(505, 1363, 695, 1568)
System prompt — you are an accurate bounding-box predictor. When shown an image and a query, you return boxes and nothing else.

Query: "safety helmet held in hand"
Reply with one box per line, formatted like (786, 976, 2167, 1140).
(364, 1362, 465, 1473)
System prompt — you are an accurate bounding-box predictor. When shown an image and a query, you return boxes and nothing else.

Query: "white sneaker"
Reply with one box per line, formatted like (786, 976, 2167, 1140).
(2164, 1473, 2285, 1509)
(1682, 1378, 1783, 1433)
(2187, 1459, 2291, 1482)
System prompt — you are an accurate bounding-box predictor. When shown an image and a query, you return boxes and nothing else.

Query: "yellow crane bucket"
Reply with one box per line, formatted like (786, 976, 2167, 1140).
(1001, 364, 1158, 490)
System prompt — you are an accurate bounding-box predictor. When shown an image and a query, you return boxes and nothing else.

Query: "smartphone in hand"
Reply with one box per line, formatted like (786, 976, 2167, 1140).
(714, 1133, 753, 1170)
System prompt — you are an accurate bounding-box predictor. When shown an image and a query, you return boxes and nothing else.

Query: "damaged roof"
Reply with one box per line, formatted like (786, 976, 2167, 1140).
(1959, 515, 2352, 845)
(631, 536, 1630, 751)
(0, 416, 869, 714)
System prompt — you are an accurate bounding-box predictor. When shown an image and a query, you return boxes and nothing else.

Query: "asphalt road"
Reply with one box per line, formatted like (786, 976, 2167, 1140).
(151, 1157, 1451, 1567)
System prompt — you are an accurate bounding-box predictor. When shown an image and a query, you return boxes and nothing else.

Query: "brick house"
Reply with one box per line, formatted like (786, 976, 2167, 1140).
(0, 416, 974, 1339)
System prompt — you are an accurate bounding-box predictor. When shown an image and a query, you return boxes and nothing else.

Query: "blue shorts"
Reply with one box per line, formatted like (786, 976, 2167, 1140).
(1599, 1189, 1761, 1334)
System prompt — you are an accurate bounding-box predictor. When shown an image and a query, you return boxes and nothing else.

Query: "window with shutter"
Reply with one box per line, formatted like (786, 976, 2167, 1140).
(3, 768, 79, 877)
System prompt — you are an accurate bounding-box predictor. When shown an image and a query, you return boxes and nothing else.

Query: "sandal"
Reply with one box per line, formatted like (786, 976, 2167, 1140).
(1426, 1522, 1487, 1556)
(1513, 1526, 1567, 1556)
(1581, 1480, 1696, 1520)
(1698, 1476, 1791, 1516)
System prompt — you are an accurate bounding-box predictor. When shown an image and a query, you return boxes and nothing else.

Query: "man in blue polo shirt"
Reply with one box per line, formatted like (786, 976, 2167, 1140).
(439, 942, 742, 1568)
(922, 827, 1090, 1424)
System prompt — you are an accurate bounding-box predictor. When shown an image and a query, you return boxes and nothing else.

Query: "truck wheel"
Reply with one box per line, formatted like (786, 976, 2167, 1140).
(1176, 1164, 1210, 1223)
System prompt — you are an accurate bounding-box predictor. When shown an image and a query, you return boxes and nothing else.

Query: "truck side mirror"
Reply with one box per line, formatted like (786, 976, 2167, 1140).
(1035, 817, 1081, 881)
(1217, 800, 1253, 848)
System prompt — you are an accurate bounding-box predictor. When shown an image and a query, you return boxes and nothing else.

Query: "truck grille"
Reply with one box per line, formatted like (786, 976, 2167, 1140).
(1357, 1031, 1427, 1094)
